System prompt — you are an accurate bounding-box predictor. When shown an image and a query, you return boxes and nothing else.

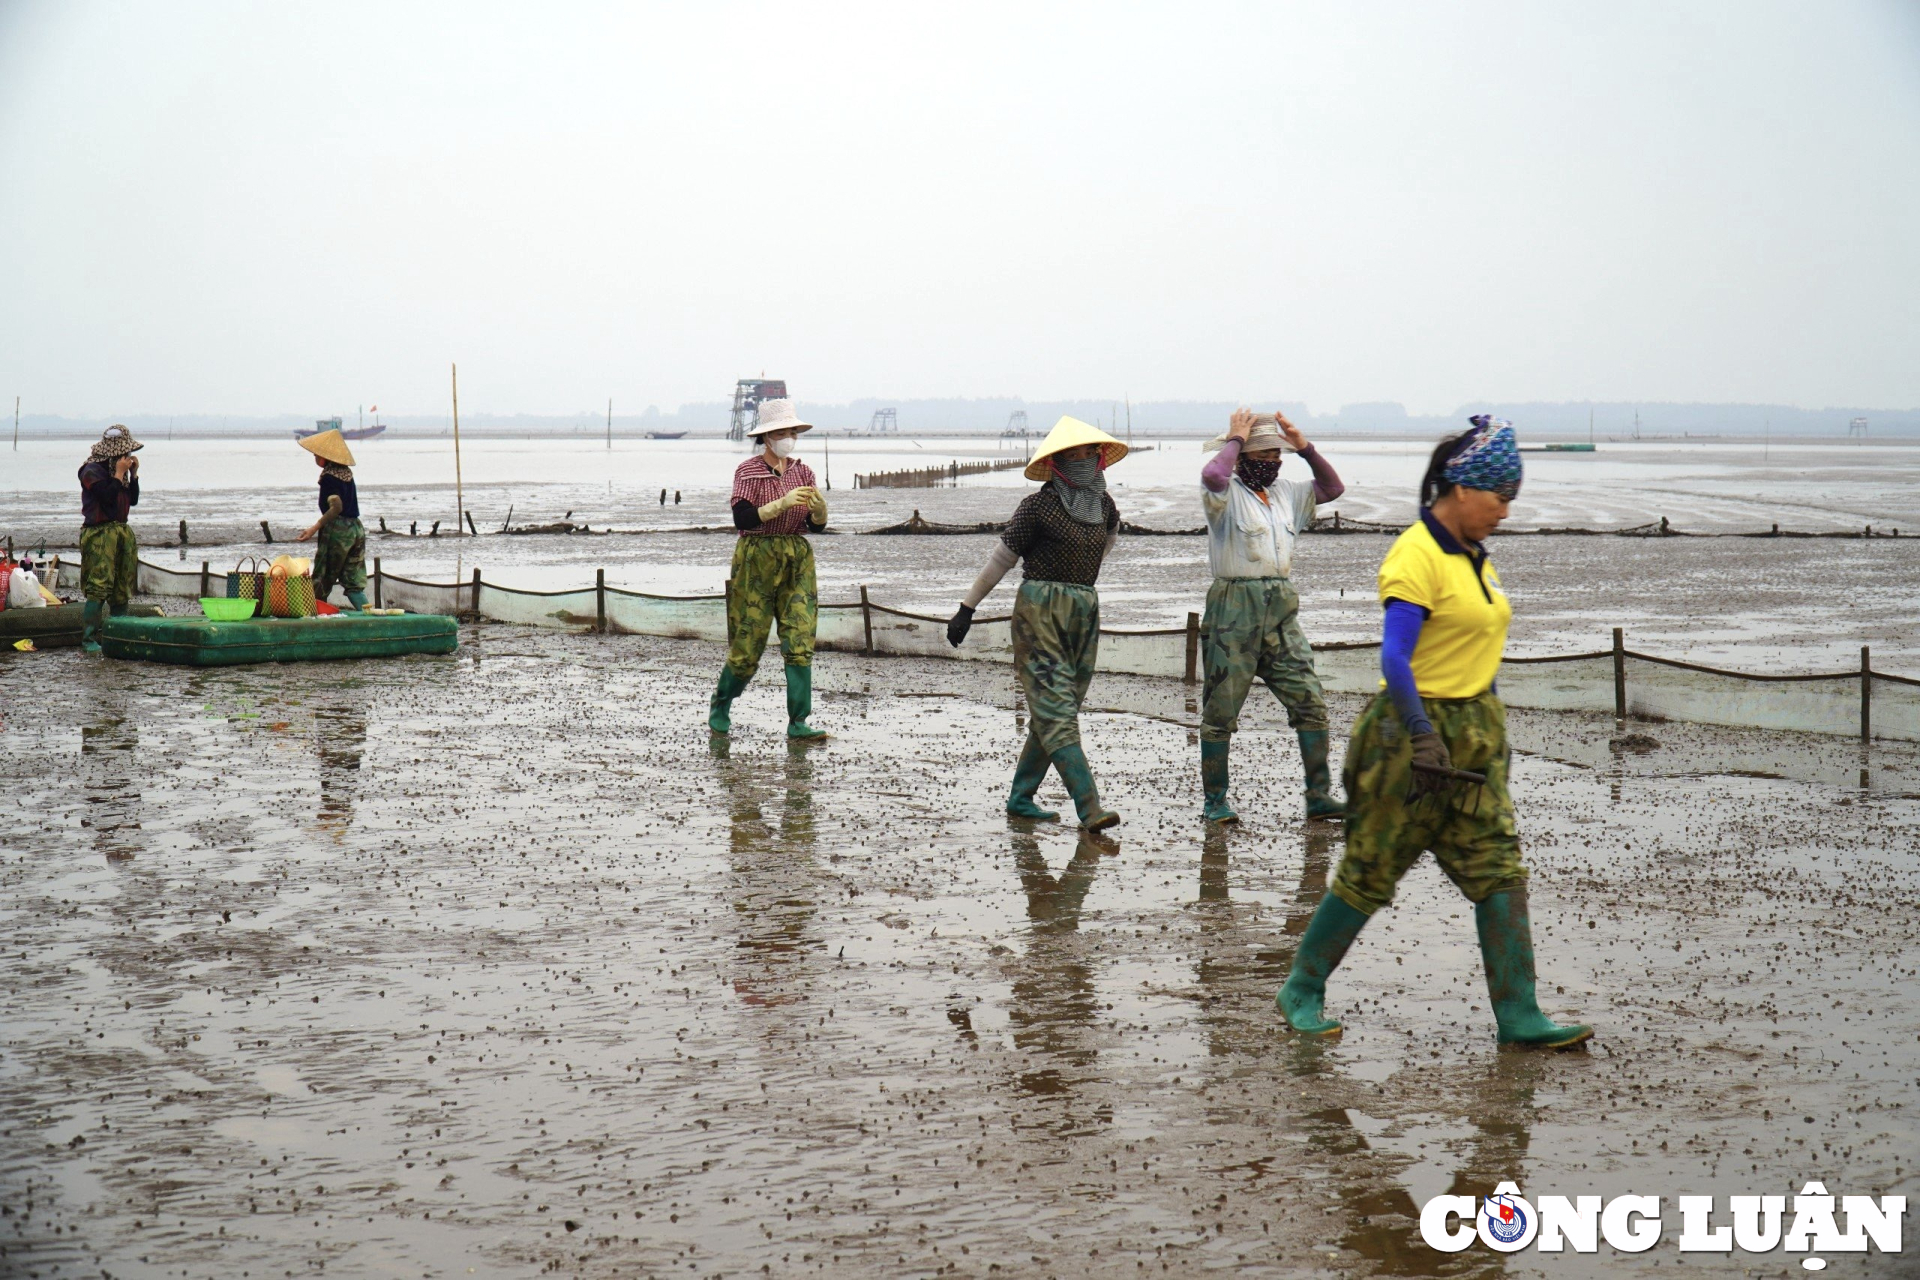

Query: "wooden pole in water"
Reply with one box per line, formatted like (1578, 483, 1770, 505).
(373, 557, 383, 609)
(860, 584, 873, 655)
(1861, 646, 1872, 743)
(451, 363, 466, 536)
(596, 568, 607, 633)
(1613, 627, 1627, 719)
(1184, 612, 1200, 685)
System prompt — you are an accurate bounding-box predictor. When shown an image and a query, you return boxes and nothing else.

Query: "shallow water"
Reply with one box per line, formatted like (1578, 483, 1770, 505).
(2, 628, 1917, 1277)
(7, 437, 1920, 672)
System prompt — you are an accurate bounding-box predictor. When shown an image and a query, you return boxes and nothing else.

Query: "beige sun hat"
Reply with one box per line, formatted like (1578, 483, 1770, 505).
(298, 428, 356, 467)
(88, 424, 144, 461)
(748, 399, 813, 437)
(1023, 416, 1128, 482)
(1204, 414, 1291, 454)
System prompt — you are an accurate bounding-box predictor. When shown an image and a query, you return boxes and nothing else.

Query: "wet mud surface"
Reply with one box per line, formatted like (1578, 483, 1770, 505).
(3, 629, 1918, 1278)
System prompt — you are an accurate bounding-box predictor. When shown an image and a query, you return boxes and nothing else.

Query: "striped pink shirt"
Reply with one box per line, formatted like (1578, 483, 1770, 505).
(731, 455, 819, 536)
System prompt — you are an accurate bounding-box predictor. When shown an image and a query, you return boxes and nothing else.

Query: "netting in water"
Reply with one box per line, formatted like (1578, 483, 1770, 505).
(44, 557, 1920, 743)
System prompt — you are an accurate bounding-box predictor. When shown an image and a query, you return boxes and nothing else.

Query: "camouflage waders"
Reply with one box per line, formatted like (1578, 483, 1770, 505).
(1330, 690, 1527, 915)
(312, 518, 367, 601)
(1199, 576, 1328, 739)
(1198, 576, 1339, 822)
(80, 522, 138, 607)
(724, 535, 818, 679)
(1009, 579, 1118, 830)
(1011, 578, 1099, 755)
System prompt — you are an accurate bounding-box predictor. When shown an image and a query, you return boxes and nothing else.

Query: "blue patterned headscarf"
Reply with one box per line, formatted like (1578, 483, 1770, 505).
(1445, 415, 1522, 500)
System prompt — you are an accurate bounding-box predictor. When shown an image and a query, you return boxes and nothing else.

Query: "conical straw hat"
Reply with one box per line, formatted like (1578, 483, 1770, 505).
(1023, 416, 1128, 482)
(298, 429, 356, 467)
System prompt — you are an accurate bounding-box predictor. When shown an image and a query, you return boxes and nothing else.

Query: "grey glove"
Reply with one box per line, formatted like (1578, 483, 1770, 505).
(1408, 731, 1454, 798)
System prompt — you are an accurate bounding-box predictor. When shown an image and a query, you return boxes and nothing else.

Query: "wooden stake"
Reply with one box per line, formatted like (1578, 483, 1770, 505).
(1613, 627, 1626, 719)
(373, 557, 383, 609)
(451, 362, 465, 536)
(860, 584, 873, 655)
(1184, 612, 1200, 685)
(1862, 646, 1872, 742)
(596, 568, 607, 633)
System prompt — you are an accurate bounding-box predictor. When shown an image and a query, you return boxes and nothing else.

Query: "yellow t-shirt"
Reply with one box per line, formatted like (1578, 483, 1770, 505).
(1377, 517, 1511, 699)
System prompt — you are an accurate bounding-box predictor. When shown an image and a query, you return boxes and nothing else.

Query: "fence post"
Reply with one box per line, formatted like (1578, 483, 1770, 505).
(1184, 612, 1200, 685)
(1861, 646, 1872, 743)
(860, 585, 874, 655)
(596, 568, 607, 634)
(471, 568, 482, 618)
(199, 560, 210, 597)
(373, 558, 383, 610)
(1612, 627, 1626, 719)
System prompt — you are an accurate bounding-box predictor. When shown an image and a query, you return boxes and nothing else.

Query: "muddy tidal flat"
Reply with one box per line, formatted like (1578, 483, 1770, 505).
(3, 627, 1918, 1278)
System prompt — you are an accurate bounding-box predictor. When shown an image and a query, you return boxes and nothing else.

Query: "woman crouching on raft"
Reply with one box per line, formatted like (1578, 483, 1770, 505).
(295, 429, 371, 610)
(708, 399, 830, 740)
(1276, 416, 1592, 1049)
(947, 417, 1126, 832)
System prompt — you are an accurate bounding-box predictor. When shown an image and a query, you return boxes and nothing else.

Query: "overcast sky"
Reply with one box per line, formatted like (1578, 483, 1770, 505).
(2, 1, 1917, 418)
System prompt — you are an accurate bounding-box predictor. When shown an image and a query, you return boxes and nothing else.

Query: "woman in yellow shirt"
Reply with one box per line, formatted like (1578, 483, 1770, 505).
(1276, 417, 1591, 1050)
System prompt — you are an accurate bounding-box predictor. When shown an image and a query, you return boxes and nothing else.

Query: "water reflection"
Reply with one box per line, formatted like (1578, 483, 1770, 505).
(81, 714, 141, 863)
(1307, 1066, 1542, 1276)
(1004, 833, 1107, 1127)
(312, 683, 369, 840)
(720, 741, 823, 1007)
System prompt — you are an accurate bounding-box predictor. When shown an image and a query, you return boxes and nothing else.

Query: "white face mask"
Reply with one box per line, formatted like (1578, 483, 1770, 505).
(767, 437, 797, 458)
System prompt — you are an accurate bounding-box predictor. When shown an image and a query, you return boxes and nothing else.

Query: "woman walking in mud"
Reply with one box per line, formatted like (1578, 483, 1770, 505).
(1196, 407, 1346, 824)
(947, 416, 1128, 831)
(1276, 416, 1592, 1049)
(708, 399, 830, 741)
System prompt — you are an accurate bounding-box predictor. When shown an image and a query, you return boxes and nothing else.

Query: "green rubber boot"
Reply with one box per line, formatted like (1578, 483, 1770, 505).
(346, 589, 369, 610)
(1476, 889, 1594, 1050)
(81, 600, 105, 654)
(1200, 738, 1238, 823)
(1049, 743, 1118, 832)
(708, 667, 750, 735)
(1298, 728, 1345, 821)
(108, 602, 130, 617)
(1277, 892, 1370, 1036)
(784, 664, 829, 741)
(1007, 733, 1060, 821)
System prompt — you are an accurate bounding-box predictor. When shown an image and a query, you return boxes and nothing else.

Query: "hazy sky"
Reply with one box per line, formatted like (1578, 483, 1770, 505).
(3, 1, 1917, 418)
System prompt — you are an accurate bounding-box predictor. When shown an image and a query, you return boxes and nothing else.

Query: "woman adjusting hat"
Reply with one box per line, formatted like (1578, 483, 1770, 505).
(295, 429, 370, 610)
(1197, 407, 1346, 824)
(947, 416, 1126, 831)
(1276, 416, 1591, 1049)
(709, 399, 830, 740)
(76, 424, 143, 653)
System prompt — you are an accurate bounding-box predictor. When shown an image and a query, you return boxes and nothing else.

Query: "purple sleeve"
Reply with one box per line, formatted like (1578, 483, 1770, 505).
(1297, 445, 1344, 504)
(1202, 438, 1241, 493)
(1382, 598, 1433, 736)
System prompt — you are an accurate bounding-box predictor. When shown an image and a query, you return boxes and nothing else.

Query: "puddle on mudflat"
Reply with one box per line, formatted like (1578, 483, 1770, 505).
(1, 626, 1916, 1277)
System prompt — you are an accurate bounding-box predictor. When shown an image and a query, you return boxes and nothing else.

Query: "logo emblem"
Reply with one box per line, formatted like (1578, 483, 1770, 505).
(1484, 1194, 1527, 1244)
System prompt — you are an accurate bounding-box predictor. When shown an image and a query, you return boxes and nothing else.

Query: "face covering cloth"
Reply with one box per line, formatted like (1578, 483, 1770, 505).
(1235, 454, 1281, 491)
(1049, 455, 1109, 524)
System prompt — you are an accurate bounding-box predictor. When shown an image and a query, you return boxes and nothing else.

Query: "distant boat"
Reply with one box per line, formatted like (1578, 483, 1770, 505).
(645, 430, 688, 440)
(295, 416, 387, 442)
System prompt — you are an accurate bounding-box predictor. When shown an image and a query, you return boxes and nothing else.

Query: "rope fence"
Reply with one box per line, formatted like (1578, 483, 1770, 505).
(45, 555, 1920, 745)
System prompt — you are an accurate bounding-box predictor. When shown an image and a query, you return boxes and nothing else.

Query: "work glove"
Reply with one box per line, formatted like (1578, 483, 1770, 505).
(801, 486, 828, 522)
(757, 491, 802, 523)
(947, 604, 974, 648)
(1408, 731, 1454, 798)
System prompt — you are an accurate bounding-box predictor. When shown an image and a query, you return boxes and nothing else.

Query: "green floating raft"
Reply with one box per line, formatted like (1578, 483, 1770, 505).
(102, 612, 459, 666)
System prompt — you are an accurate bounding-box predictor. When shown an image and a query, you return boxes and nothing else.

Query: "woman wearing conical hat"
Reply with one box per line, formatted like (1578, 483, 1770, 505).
(947, 416, 1126, 831)
(1277, 416, 1592, 1050)
(708, 399, 830, 740)
(76, 424, 144, 653)
(294, 429, 370, 611)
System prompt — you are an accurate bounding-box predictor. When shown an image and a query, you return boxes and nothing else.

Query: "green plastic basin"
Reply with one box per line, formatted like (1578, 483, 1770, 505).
(200, 596, 258, 620)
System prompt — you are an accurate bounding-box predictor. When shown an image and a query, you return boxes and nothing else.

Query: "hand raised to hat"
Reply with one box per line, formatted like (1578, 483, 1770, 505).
(1272, 411, 1309, 453)
(114, 455, 138, 481)
(1227, 408, 1255, 443)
